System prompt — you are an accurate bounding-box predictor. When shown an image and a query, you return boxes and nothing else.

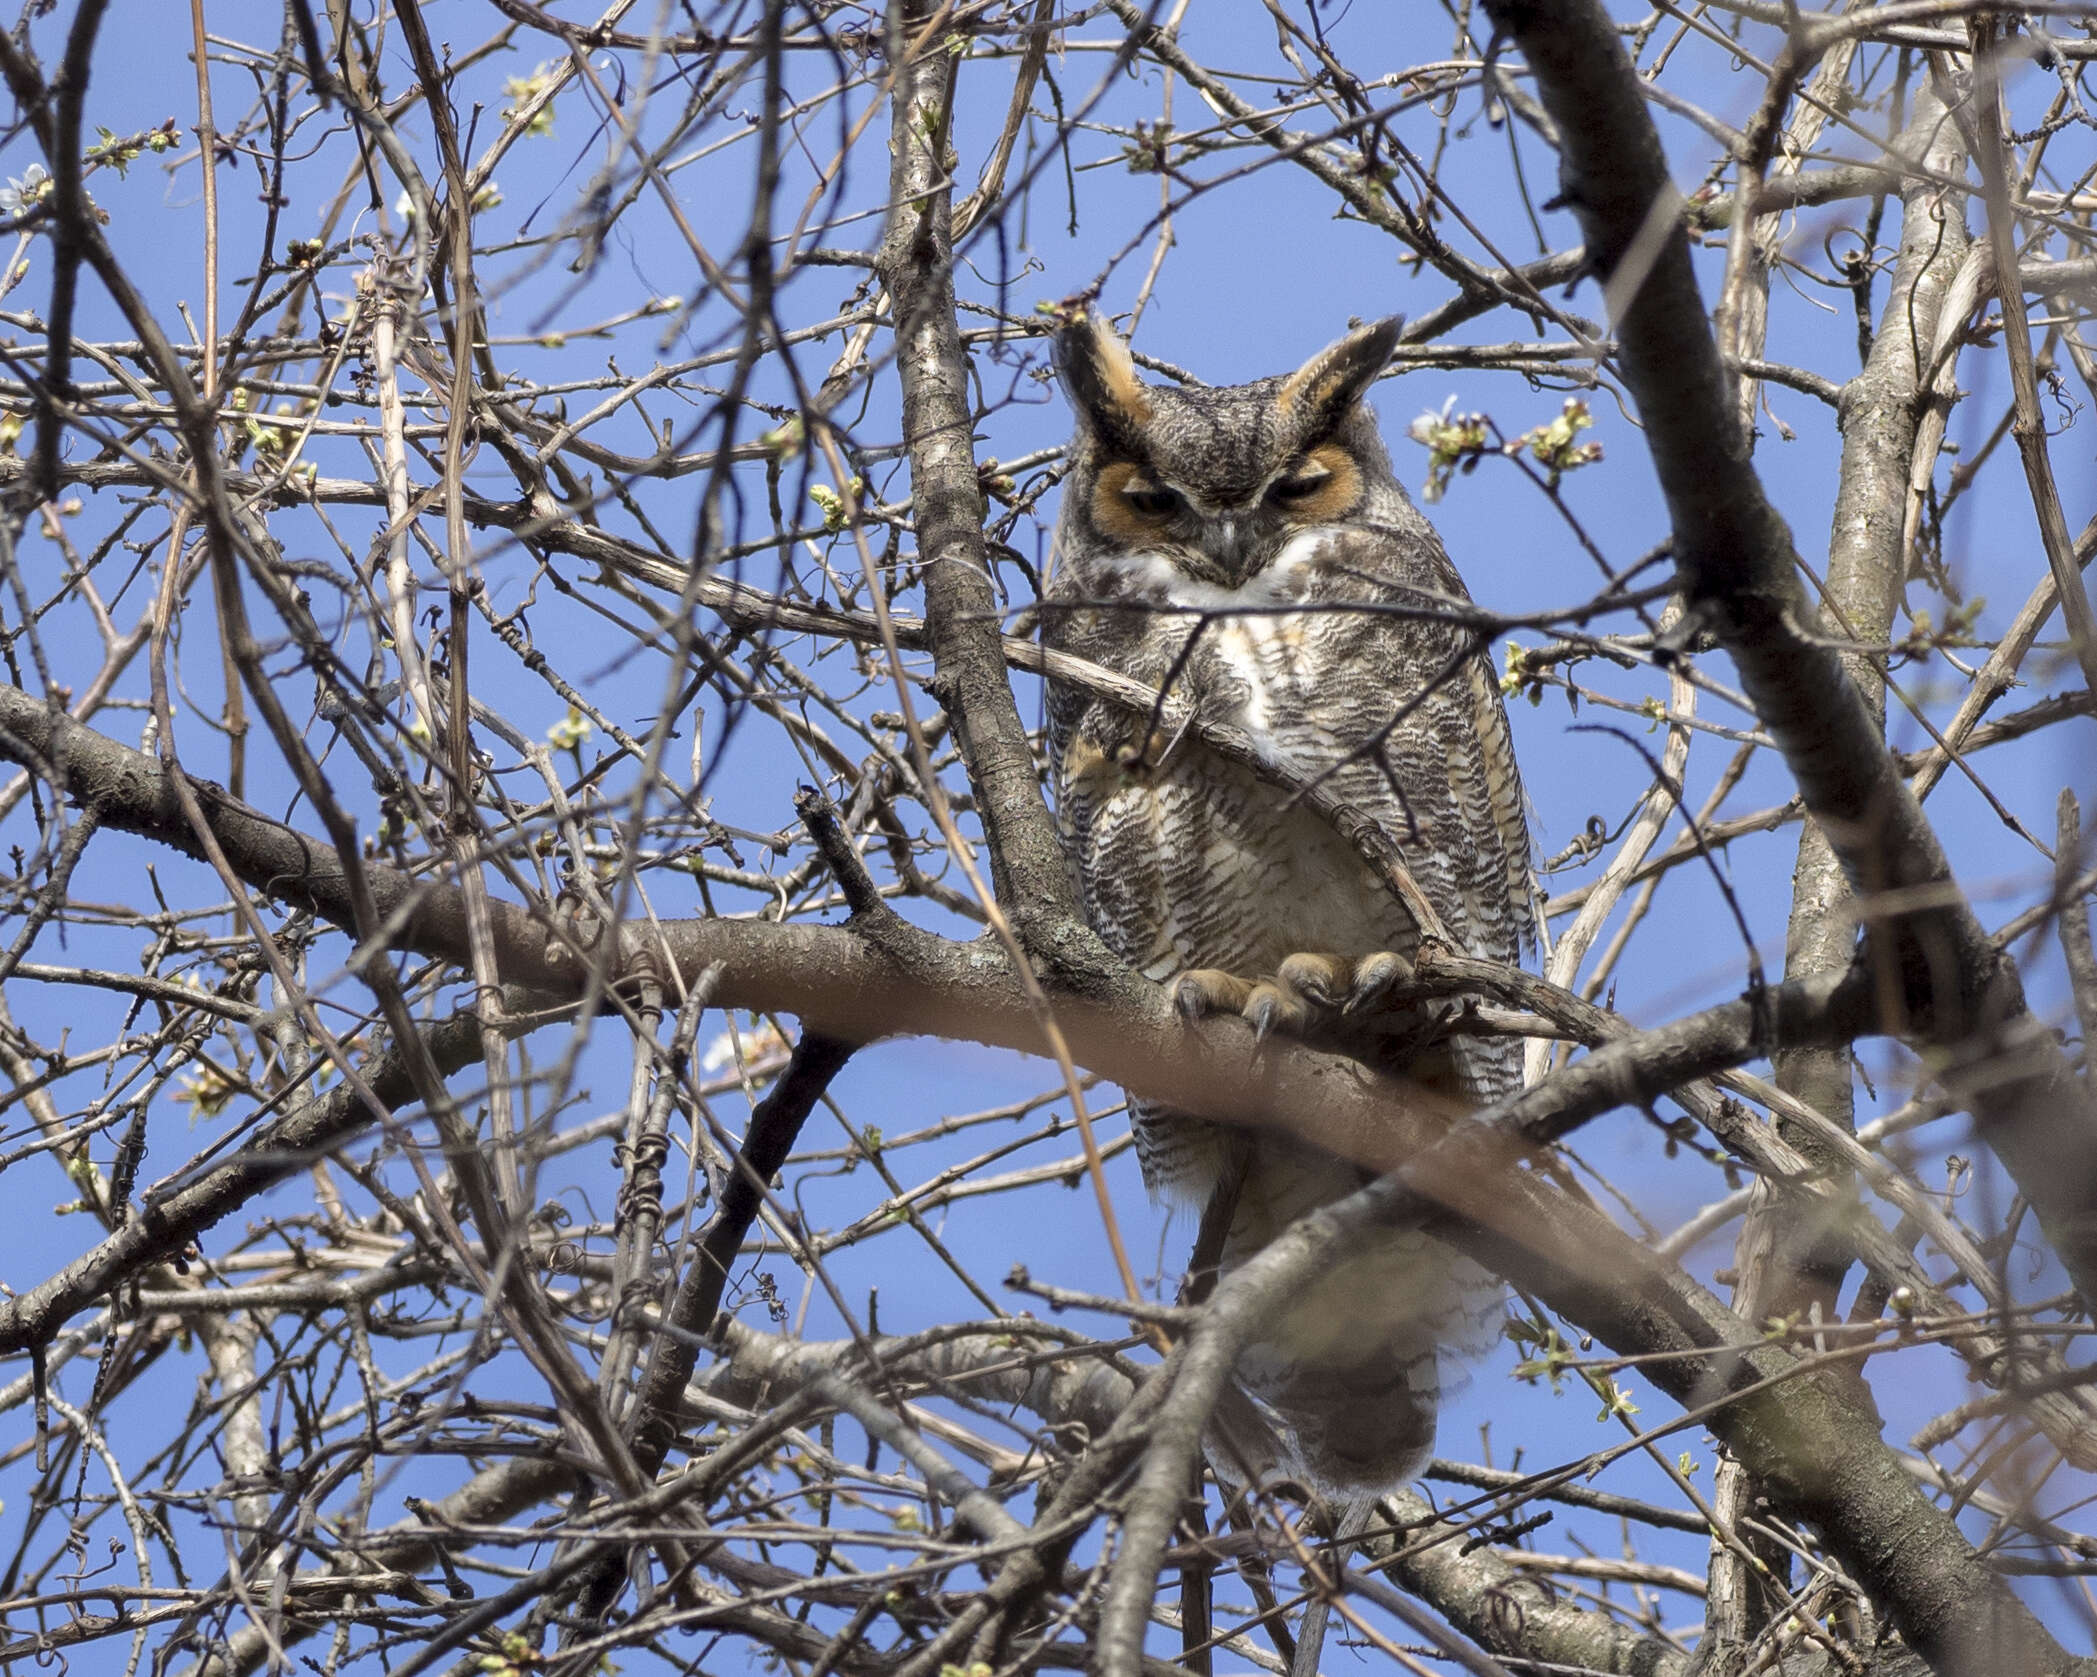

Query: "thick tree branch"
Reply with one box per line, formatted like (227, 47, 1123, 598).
(874, 0, 1086, 944)
(0, 687, 1884, 1359)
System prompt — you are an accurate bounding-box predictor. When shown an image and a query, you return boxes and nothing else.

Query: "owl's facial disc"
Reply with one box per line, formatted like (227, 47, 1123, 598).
(1086, 438, 1367, 587)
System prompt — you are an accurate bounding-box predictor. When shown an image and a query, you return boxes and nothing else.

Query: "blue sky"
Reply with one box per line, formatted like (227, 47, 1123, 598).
(2, 0, 2093, 1663)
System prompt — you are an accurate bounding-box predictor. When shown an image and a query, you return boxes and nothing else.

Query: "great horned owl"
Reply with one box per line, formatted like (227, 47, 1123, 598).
(1044, 313, 1532, 1495)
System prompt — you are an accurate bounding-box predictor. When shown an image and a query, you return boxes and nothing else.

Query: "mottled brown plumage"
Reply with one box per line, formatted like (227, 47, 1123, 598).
(1044, 313, 1532, 1494)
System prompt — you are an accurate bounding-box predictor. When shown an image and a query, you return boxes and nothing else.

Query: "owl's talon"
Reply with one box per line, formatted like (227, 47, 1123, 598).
(1177, 968, 1254, 1022)
(1275, 952, 1352, 1013)
(1342, 950, 1413, 1015)
(1245, 981, 1309, 1041)
(1267, 950, 1412, 1023)
(1183, 952, 1411, 1044)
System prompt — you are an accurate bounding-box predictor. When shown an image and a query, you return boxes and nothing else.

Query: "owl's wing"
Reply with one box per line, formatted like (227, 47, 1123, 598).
(1046, 687, 1182, 985)
(1275, 524, 1534, 968)
(1450, 649, 1538, 961)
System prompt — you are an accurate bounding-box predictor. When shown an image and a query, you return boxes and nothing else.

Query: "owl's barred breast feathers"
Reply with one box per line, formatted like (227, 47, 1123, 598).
(1042, 311, 1533, 1496)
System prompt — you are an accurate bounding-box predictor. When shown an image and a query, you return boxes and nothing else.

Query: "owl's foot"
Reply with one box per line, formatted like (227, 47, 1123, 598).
(1175, 968, 1257, 1024)
(1175, 951, 1412, 1041)
(1277, 951, 1411, 1018)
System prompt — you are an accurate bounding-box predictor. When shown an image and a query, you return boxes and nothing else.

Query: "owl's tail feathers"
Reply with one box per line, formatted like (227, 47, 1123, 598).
(1204, 1284, 1490, 1500)
(1216, 1161, 1503, 1498)
(1274, 1348, 1441, 1492)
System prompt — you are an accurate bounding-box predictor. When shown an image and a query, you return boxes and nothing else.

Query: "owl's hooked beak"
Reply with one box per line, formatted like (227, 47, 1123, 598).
(1201, 515, 1253, 584)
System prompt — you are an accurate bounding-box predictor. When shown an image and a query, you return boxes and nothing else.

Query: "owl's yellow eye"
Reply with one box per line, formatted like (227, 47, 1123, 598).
(1120, 479, 1183, 520)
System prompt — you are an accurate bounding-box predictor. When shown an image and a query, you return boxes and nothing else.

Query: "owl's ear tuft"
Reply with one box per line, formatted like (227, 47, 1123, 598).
(1278, 316, 1404, 434)
(1054, 311, 1152, 449)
